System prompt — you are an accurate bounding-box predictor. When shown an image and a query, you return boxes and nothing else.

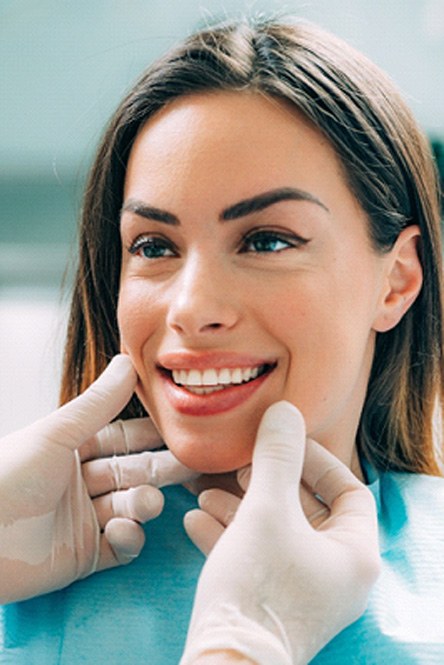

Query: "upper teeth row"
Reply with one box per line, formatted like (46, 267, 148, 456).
(172, 366, 261, 387)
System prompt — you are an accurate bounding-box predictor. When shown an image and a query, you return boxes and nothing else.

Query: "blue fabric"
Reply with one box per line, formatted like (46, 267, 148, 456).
(1, 472, 444, 664)
(312, 470, 444, 664)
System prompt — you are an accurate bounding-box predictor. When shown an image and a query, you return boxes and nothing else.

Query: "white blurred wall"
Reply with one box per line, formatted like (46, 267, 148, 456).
(0, 290, 65, 435)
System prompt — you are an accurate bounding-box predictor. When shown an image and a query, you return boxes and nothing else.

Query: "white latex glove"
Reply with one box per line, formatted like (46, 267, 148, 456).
(0, 355, 196, 604)
(185, 467, 330, 557)
(181, 401, 380, 665)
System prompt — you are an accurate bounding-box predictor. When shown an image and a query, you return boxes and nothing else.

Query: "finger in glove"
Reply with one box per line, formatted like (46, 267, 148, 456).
(198, 489, 240, 528)
(83, 449, 198, 497)
(79, 418, 163, 462)
(184, 509, 225, 556)
(98, 518, 145, 569)
(37, 355, 137, 451)
(93, 485, 164, 528)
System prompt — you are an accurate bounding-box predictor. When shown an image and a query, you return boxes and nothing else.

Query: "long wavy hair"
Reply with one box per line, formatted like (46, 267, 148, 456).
(60, 17, 444, 475)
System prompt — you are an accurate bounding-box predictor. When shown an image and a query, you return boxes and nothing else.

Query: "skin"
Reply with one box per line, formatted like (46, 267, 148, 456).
(117, 91, 421, 476)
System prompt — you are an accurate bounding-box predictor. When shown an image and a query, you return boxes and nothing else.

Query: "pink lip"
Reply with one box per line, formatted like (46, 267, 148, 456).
(157, 351, 274, 370)
(159, 369, 273, 416)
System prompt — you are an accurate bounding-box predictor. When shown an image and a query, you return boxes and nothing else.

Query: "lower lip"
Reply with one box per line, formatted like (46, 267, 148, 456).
(159, 370, 273, 416)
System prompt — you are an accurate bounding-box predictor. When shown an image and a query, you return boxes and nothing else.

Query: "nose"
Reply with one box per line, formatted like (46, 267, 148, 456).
(165, 254, 240, 337)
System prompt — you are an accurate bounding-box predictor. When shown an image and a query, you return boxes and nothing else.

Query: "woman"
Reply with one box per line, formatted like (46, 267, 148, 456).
(2, 15, 443, 663)
(62, 17, 442, 478)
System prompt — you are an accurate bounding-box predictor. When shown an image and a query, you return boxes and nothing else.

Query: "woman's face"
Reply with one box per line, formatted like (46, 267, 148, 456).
(118, 91, 392, 474)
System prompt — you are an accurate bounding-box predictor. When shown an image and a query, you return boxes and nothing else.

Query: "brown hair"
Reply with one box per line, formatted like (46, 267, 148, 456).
(61, 17, 444, 475)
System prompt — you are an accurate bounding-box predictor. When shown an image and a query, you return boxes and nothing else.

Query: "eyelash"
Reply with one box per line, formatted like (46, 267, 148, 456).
(239, 229, 309, 254)
(128, 235, 178, 259)
(127, 229, 309, 260)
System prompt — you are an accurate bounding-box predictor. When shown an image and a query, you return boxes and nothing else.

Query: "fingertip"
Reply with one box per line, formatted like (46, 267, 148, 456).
(250, 401, 306, 489)
(47, 355, 139, 451)
(259, 401, 305, 437)
(105, 354, 137, 385)
(104, 518, 145, 565)
(109, 353, 132, 367)
(197, 489, 211, 511)
(184, 509, 222, 556)
(111, 486, 165, 523)
(141, 486, 164, 521)
(183, 509, 203, 546)
(183, 507, 201, 532)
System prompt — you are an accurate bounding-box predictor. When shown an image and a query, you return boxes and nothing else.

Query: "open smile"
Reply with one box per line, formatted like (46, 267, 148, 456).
(156, 360, 277, 416)
(169, 364, 273, 394)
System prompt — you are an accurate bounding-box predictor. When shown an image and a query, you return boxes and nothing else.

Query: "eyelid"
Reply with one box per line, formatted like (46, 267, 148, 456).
(127, 233, 177, 255)
(239, 227, 311, 251)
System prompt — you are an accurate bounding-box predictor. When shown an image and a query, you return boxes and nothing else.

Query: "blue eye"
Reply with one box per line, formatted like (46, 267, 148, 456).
(129, 235, 176, 259)
(240, 230, 304, 254)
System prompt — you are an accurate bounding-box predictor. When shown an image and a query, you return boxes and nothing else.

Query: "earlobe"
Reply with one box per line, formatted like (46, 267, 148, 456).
(373, 225, 423, 333)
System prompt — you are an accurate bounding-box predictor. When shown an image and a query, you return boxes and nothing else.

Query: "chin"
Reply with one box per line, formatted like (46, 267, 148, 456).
(142, 390, 267, 473)
(163, 431, 254, 474)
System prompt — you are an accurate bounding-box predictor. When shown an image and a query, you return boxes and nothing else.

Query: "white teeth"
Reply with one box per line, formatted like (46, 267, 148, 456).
(170, 365, 266, 389)
(242, 367, 252, 382)
(231, 368, 243, 384)
(218, 368, 232, 384)
(202, 368, 218, 386)
(187, 369, 202, 386)
(186, 385, 225, 395)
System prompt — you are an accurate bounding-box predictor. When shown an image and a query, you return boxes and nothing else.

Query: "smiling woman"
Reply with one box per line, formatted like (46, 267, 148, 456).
(116, 91, 412, 476)
(61, 18, 442, 478)
(38, 14, 444, 662)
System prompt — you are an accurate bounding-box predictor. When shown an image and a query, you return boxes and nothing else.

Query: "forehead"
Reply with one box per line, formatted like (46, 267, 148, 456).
(127, 90, 338, 172)
(124, 91, 358, 221)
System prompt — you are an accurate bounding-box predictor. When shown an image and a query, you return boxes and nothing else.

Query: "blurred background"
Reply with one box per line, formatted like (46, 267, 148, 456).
(1, 0, 443, 434)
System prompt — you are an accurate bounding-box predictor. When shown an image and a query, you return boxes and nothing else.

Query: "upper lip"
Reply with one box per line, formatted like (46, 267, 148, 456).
(157, 351, 277, 370)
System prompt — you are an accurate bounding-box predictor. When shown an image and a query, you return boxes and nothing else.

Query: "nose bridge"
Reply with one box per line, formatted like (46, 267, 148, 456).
(166, 248, 238, 334)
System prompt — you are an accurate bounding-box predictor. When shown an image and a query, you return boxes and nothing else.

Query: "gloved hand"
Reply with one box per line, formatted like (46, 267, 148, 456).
(184, 463, 330, 557)
(0, 355, 196, 604)
(181, 401, 380, 665)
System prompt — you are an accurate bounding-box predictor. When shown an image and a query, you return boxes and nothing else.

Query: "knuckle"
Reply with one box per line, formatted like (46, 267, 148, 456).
(141, 451, 157, 483)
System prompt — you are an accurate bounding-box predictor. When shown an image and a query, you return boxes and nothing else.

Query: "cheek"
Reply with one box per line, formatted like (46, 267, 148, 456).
(269, 275, 376, 404)
(117, 282, 155, 357)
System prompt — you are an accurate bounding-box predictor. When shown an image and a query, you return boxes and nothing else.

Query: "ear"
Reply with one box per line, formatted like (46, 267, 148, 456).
(373, 225, 423, 333)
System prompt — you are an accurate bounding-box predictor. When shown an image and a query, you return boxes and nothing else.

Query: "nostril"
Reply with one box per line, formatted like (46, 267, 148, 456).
(205, 322, 223, 330)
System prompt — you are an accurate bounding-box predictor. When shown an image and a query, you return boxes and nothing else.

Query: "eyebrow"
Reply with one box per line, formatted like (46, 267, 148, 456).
(121, 187, 329, 226)
(121, 201, 179, 225)
(221, 187, 330, 220)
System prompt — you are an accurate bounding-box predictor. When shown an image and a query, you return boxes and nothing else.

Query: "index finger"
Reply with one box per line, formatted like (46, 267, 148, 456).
(302, 438, 378, 531)
(79, 418, 164, 462)
(83, 449, 199, 496)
